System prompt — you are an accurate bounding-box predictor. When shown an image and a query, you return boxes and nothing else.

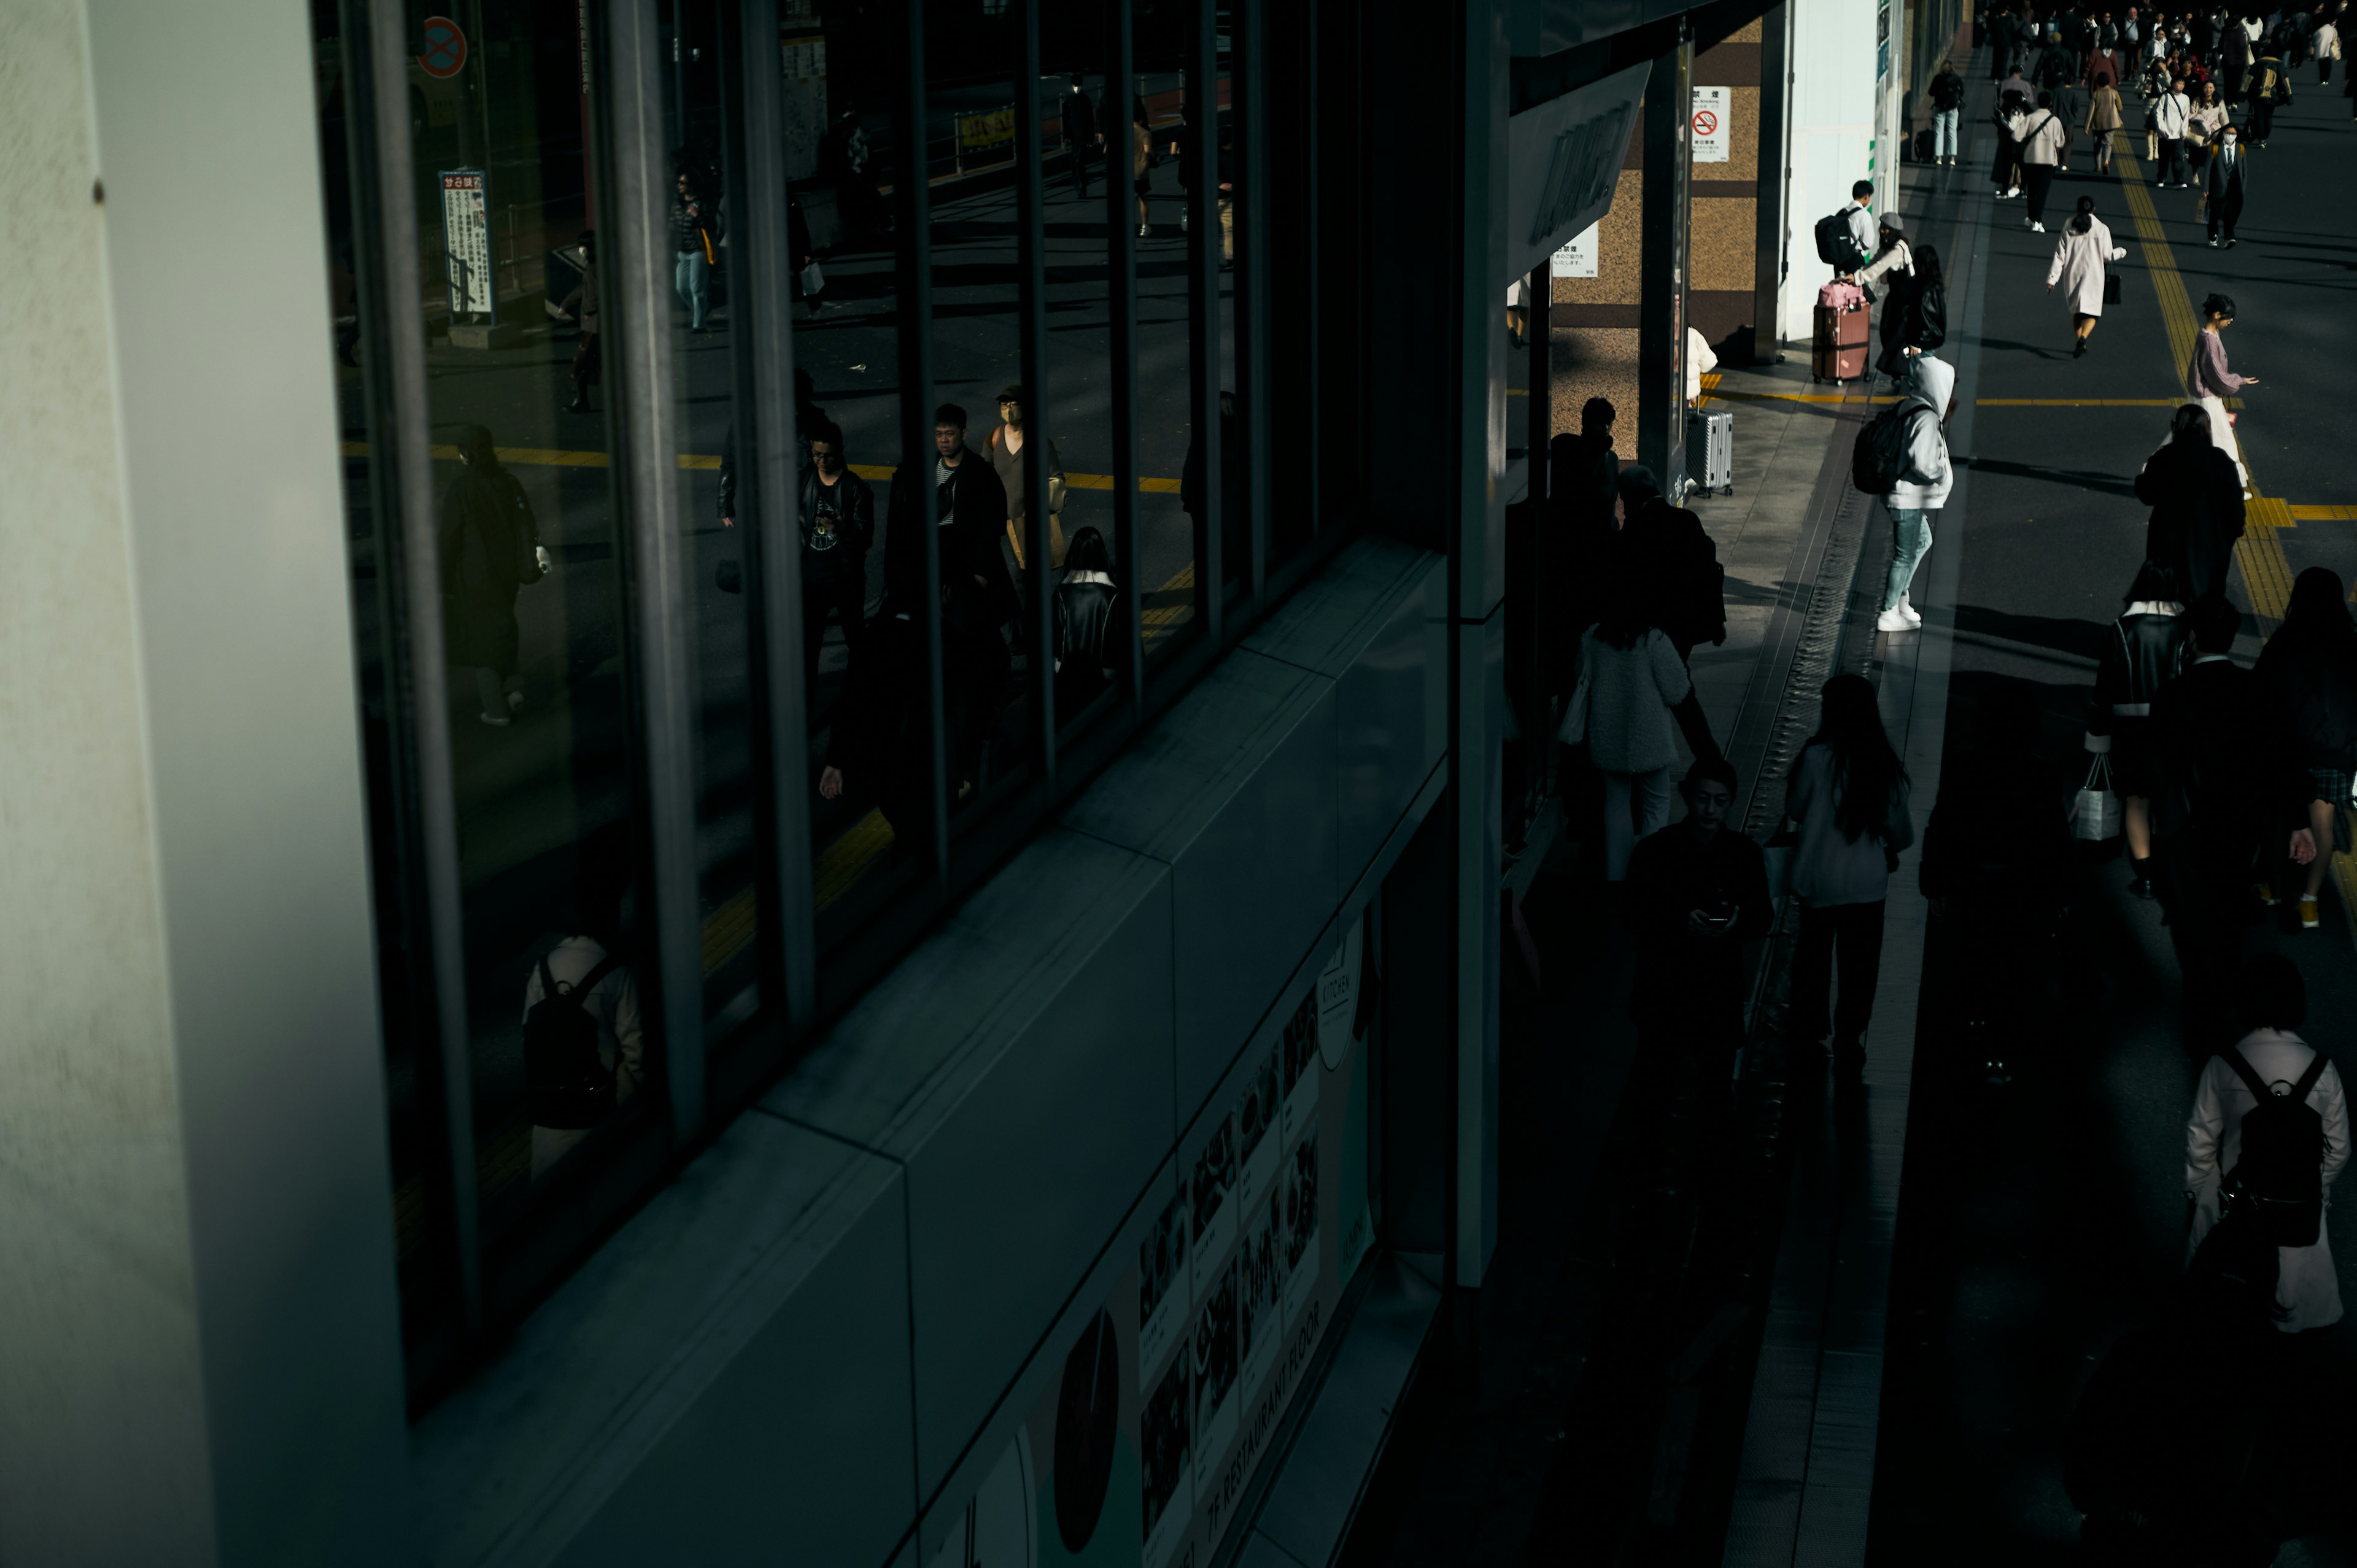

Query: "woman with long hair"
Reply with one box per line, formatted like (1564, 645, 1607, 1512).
(438, 424, 543, 727)
(2046, 195, 2129, 357)
(1785, 674, 1914, 1076)
(2256, 568, 2357, 929)
(2135, 402, 2247, 599)
(1560, 566, 1695, 881)
(1051, 525, 1120, 717)
(2087, 561, 2190, 898)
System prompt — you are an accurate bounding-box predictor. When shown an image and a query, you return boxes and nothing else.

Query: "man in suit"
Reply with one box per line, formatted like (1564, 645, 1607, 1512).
(2150, 594, 2315, 1051)
(2205, 122, 2250, 245)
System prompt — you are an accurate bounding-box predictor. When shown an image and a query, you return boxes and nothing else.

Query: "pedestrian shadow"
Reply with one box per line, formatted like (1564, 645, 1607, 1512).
(1972, 334, 2072, 362)
(1948, 603, 2109, 666)
(1956, 454, 2141, 498)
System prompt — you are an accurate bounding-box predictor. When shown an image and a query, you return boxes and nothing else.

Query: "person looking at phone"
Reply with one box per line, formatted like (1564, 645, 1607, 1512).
(1624, 757, 1773, 1149)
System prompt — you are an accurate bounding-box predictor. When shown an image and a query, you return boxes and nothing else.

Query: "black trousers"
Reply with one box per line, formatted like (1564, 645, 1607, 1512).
(2025, 163, 2059, 224)
(2158, 136, 2189, 183)
(2248, 96, 2277, 139)
(803, 571, 868, 690)
(1067, 144, 1094, 195)
(2208, 185, 2245, 241)
(1792, 900, 1888, 1051)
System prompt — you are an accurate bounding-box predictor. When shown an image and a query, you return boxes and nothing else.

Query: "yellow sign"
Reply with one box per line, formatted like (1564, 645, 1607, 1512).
(958, 105, 1015, 153)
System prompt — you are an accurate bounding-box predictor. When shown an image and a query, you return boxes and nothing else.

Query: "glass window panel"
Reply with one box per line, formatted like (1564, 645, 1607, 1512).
(1134, 36, 1203, 658)
(659, 0, 761, 1037)
(415, 0, 662, 1226)
(803, 2, 925, 938)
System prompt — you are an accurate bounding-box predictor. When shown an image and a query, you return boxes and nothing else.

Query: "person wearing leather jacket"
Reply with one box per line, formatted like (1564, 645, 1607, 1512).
(2086, 560, 2191, 898)
(1053, 527, 1120, 717)
(799, 418, 875, 693)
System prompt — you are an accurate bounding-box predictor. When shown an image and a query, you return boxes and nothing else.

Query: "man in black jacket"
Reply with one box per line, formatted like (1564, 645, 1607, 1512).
(1625, 758, 1773, 1135)
(800, 419, 875, 697)
(2150, 594, 2316, 1051)
(884, 403, 1018, 630)
(1062, 78, 1101, 196)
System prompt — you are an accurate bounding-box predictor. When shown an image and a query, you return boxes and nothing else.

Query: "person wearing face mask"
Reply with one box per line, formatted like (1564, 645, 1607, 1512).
(2203, 123, 2250, 245)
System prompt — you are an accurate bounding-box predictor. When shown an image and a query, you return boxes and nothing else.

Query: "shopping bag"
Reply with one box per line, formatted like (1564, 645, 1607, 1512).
(799, 260, 825, 297)
(2073, 753, 2123, 841)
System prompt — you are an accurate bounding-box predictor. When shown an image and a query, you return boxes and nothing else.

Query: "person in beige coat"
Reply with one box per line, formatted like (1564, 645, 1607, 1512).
(2084, 70, 2127, 171)
(2045, 195, 2129, 356)
(2185, 956, 2351, 1334)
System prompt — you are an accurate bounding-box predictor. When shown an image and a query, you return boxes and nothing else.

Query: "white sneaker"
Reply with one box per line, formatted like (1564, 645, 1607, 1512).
(1137, 222, 1151, 238)
(1898, 594, 1923, 626)
(1875, 606, 1918, 633)
(2029, 220, 2046, 231)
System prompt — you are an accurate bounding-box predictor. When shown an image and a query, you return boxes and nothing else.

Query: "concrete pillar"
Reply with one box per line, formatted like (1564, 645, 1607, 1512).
(0, 2, 412, 1561)
(1691, 18, 1775, 366)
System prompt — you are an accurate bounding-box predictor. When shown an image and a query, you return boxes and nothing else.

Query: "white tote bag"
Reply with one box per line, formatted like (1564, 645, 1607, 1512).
(2072, 753, 2123, 842)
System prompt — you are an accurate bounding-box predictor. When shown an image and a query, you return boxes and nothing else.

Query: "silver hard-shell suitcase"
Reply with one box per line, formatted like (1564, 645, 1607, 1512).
(1689, 408, 1733, 495)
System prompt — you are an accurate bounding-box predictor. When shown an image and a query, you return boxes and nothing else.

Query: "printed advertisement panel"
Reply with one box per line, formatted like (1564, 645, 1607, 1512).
(931, 916, 1379, 1568)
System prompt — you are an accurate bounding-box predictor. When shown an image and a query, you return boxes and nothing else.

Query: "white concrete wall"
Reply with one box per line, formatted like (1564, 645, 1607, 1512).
(0, 1, 411, 1561)
(1778, 0, 1884, 342)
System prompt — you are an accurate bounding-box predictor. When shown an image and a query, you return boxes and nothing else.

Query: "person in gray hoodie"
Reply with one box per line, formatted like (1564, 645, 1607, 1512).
(1876, 353, 1956, 633)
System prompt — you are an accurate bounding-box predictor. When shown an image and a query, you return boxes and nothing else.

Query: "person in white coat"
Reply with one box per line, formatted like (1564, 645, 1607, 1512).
(2045, 195, 2129, 357)
(1560, 568, 1695, 882)
(2185, 954, 2351, 1333)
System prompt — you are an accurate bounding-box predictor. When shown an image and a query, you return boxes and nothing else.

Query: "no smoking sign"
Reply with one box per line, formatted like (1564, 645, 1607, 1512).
(1689, 85, 1730, 162)
(418, 15, 468, 79)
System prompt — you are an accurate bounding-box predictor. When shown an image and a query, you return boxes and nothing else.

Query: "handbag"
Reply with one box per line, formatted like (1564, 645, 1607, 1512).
(2072, 753, 2124, 841)
(2103, 271, 2124, 304)
(799, 260, 825, 297)
(1557, 663, 1595, 747)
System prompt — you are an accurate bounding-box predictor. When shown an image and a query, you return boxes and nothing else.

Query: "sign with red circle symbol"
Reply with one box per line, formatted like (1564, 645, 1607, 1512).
(417, 15, 468, 79)
(1690, 85, 1731, 161)
(1693, 109, 1718, 137)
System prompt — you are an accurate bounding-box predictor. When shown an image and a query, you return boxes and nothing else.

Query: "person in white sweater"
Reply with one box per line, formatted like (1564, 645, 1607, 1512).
(1875, 353, 1954, 632)
(2185, 954, 2351, 1332)
(1784, 674, 1913, 1078)
(1560, 581, 1695, 882)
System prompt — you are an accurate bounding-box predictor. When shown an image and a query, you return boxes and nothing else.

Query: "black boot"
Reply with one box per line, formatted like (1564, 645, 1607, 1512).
(2128, 855, 2154, 898)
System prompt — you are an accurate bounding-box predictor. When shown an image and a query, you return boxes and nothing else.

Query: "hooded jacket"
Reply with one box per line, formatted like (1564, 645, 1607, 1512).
(1889, 355, 1956, 509)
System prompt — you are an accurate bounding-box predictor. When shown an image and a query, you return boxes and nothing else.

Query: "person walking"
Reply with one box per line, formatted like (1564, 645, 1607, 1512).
(1131, 95, 1155, 238)
(2154, 74, 2195, 184)
(1857, 220, 1945, 379)
(2318, 10, 2342, 80)
(1832, 178, 1878, 272)
(2086, 562, 2191, 898)
(1786, 673, 1914, 1080)
(2185, 954, 2351, 1331)
(438, 425, 544, 728)
(2189, 291, 2256, 482)
(2085, 69, 2129, 170)
(1558, 568, 1695, 882)
(2136, 402, 2248, 600)
(1544, 400, 1620, 717)
(987, 384, 1067, 573)
(1623, 757, 1773, 1138)
(2046, 195, 2129, 356)
(554, 230, 600, 414)
(2186, 79, 2234, 179)
(1061, 78, 1101, 198)
(2037, 27, 2086, 128)
(1930, 59, 1967, 164)
(1051, 526, 1120, 717)
(2150, 595, 2315, 1047)
(1874, 353, 1955, 633)
(1612, 467, 1728, 666)
(797, 418, 876, 701)
(2018, 90, 2072, 229)
(1993, 88, 2030, 197)
(2256, 568, 2357, 930)
(2244, 46, 2285, 142)
(671, 169, 716, 333)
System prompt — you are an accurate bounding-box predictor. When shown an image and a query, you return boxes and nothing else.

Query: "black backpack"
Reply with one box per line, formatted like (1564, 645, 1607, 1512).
(1814, 210, 1869, 271)
(2220, 1046, 2330, 1247)
(524, 952, 622, 1129)
(1851, 401, 1927, 495)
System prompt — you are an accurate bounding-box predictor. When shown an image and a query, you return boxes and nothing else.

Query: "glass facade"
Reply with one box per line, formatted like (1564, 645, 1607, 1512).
(309, 0, 1356, 1401)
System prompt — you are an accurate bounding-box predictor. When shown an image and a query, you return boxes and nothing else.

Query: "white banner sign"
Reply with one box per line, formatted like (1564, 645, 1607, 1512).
(1550, 223, 1600, 278)
(439, 169, 496, 316)
(1691, 86, 1731, 163)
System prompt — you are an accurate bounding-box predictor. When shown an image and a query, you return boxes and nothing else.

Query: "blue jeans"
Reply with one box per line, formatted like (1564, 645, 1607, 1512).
(675, 250, 710, 328)
(1933, 108, 1960, 157)
(1884, 501, 1935, 609)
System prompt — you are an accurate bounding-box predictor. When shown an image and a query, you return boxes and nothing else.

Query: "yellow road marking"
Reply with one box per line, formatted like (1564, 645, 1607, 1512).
(2291, 505, 2357, 522)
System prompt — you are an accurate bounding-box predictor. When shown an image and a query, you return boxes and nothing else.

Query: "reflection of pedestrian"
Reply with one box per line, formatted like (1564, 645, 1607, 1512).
(524, 844, 646, 1178)
(671, 168, 715, 331)
(1131, 96, 1154, 237)
(439, 425, 544, 727)
(988, 385, 1066, 571)
(1053, 526, 1120, 717)
(1062, 78, 1100, 197)
(799, 418, 875, 691)
(1785, 674, 1913, 1079)
(555, 231, 600, 414)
